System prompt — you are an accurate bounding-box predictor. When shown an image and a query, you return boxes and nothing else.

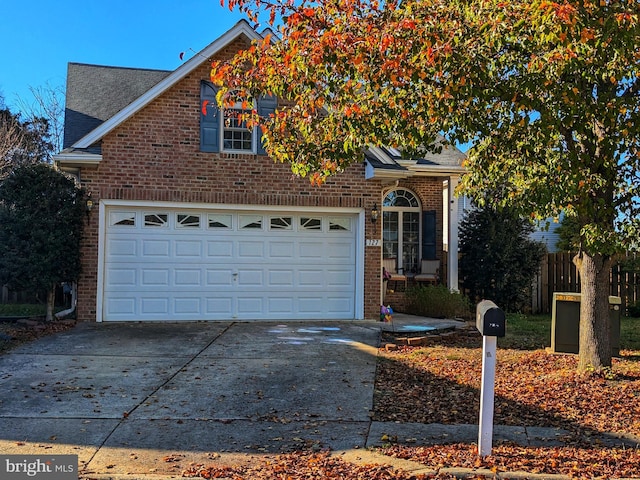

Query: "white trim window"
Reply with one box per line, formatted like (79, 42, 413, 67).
(200, 81, 276, 155)
(222, 102, 253, 152)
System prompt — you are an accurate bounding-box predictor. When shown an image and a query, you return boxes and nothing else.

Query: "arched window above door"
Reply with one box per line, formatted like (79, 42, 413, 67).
(383, 189, 420, 208)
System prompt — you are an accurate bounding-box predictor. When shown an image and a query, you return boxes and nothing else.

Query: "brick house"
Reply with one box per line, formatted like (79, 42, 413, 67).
(54, 20, 465, 322)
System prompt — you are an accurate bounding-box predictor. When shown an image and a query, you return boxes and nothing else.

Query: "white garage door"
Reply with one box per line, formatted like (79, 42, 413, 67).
(101, 207, 358, 321)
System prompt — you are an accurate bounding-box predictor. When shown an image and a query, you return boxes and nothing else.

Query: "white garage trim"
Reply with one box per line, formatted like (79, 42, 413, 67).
(96, 200, 365, 322)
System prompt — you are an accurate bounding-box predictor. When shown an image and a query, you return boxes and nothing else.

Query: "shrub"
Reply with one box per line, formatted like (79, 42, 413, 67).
(459, 205, 546, 312)
(405, 284, 472, 319)
(628, 301, 640, 318)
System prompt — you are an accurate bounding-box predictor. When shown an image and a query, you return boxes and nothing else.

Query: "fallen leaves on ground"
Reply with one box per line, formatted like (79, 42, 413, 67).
(374, 331, 640, 479)
(0, 319, 75, 354)
(182, 451, 429, 479)
(374, 333, 640, 436)
(383, 443, 640, 479)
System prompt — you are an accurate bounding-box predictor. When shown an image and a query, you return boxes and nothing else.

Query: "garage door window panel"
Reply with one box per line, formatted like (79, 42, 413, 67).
(270, 217, 292, 230)
(329, 217, 351, 231)
(144, 214, 168, 227)
(300, 217, 322, 231)
(177, 214, 200, 228)
(111, 212, 136, 227)
(240, 215, 263, 229)
(208, 214, 233, 229)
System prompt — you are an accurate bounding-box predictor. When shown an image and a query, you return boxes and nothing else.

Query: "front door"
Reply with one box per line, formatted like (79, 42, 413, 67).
(382, 189, 421, 274)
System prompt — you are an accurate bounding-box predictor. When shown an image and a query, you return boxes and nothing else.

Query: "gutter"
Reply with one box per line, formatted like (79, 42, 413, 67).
(55, 282, 77, 320)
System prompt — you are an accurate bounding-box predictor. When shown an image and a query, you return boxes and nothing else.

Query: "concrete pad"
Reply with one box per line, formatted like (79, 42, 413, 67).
(0, 353, 190, 418)
(0, 418, 119, 469)
(197, 322, 380, 358)
(368, 422, 530, 448)
(86, 418, 370, 475)
(131, 354, 376, 422)
(11, 321, 231, 357)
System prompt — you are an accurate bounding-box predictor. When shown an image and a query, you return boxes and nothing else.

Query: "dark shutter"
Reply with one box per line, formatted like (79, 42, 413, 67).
(200, 81, 219, 153)
(256, 95, 277, 155)
(422, 210, 437, 260)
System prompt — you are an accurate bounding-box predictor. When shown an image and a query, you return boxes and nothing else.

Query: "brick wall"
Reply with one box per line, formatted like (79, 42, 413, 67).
(73, 37, 447, 323)
(75, 46, 389, 322)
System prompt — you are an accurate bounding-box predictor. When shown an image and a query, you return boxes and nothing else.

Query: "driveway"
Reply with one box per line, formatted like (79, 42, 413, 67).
(0, 321, 382, 477)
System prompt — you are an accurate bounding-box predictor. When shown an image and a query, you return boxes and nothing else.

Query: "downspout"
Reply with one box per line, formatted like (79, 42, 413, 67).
(55, 282, 77, 319)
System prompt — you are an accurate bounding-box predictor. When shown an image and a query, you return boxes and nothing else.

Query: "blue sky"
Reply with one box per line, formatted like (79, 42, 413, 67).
(1, 0, 247, 110)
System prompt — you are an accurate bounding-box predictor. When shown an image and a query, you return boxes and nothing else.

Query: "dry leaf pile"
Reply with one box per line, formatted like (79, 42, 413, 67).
(374, 332, 640, 479)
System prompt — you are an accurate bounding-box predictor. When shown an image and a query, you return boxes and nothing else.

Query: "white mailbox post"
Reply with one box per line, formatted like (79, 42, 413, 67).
(476, 300, 506, 458)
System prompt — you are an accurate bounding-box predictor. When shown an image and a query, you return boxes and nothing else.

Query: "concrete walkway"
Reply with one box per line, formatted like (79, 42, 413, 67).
(0, 319, 636, 479)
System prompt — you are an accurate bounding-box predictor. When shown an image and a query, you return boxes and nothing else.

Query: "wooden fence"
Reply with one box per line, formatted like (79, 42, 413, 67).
(531, 251, 640, 315)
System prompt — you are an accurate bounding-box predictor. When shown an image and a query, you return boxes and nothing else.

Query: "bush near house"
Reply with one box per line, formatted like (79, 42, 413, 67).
(404, 284, 472, 320)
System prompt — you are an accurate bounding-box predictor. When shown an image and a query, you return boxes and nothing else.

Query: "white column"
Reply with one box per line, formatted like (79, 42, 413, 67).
(447, 175, 460, 291)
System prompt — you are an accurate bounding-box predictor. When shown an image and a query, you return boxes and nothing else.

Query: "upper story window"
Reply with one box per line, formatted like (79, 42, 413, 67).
(200, 81, 276, 155)
(223, 104, 253, 152)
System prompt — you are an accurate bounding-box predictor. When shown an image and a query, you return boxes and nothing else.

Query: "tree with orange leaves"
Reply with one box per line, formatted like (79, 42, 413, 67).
(212, 0, 640, 373)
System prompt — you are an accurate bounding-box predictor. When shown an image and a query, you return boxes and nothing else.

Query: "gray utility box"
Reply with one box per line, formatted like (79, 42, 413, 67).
(551, 292, 621, 356)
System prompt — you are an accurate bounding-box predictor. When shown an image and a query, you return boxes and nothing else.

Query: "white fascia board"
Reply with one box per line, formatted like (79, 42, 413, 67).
(99, 198, 362, 214)
(407, 164, 466, 176)
(365, 160, 412, 181)
(53, 152, 103, 166)
(73, 21, 261, 150)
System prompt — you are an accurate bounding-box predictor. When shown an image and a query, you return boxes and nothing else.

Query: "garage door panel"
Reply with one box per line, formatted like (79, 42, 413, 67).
(326, 296, 354, 315)
(174, 297, 201, 314)
(109, 239, 137, 256)
(142, 239, 170, 257)
(299, 269, 324, 287)
(268, 270, 294, 287)
(106, 267, 136, 286)
(206, 297, 233, 316)
(326, 241, 354, 259)
(141, 297, 169, 315)
(326, 268, 354, 287)
(175, 240, 202, 257)
(299, 242, 324, 259)
(206, 269, 234, 286)
(207, 240, 233, 257)
(268, 297, 294, 314)
(237, 297, 264, 315)
(298, 297, 323, 314)
(237, 269, 264, 286)
(238, 241, 264, 257)
(107, 297, 136, 315)
(103, 208, 358, 321)
(268, 241, 295, 258)
(174, 269, 202, 286)
(141, 269, 170, 286)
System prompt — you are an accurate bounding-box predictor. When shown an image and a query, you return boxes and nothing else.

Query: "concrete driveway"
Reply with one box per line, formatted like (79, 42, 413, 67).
(0, 321, 382, 477)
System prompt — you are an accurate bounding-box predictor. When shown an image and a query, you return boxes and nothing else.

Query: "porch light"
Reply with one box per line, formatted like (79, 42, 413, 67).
(371, 203, 379, 223)
(86, 194, 94, 213)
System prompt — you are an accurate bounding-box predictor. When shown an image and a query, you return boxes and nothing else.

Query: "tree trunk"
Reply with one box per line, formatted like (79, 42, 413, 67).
(573, 252, 613, 373)
(45, 286, 55, 322)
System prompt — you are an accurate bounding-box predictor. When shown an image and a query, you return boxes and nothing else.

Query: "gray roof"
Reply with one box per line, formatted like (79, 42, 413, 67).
(63, 63, 171, 151)
(364, 136, 466, 176)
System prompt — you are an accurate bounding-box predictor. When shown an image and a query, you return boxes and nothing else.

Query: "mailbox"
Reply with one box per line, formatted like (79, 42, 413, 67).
(476, 300, 506, 337)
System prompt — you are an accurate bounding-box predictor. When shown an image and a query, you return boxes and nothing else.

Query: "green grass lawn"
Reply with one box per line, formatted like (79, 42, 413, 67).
(0, 304, 48, 317)
(500, 313, 640, 352)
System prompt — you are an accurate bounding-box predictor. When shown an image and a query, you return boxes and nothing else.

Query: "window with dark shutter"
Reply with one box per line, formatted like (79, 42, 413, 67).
(200, 81, 220, 153)
(257, 95, 277, 155)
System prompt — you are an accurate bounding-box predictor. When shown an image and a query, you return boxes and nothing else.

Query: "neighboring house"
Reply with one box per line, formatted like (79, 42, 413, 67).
(54, 20, 465, 322)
